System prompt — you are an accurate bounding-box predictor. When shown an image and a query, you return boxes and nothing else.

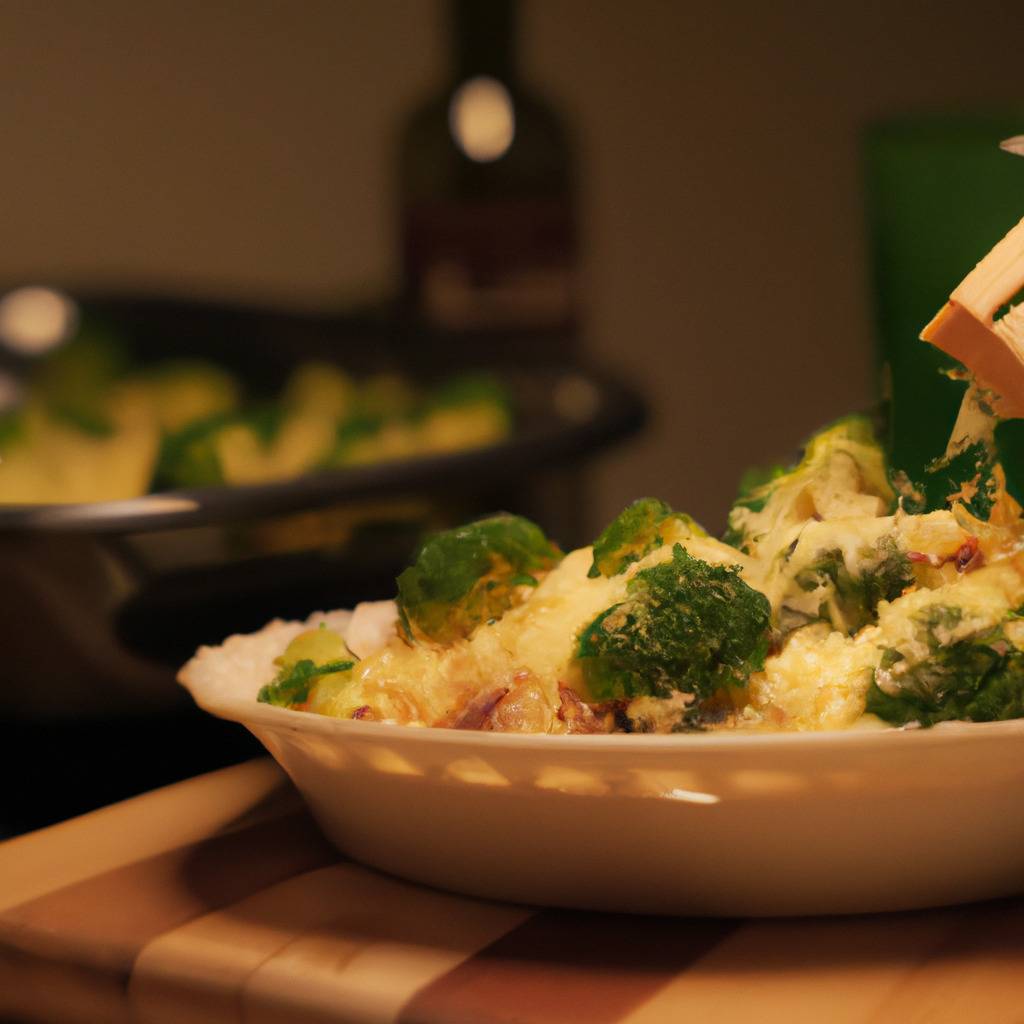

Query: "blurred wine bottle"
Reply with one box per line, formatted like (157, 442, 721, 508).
(398, 0, 577, 356)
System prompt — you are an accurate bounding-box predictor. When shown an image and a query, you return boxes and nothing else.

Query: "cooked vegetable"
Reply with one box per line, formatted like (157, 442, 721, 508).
(258, 658, 355, 707)
(144, 360, 240, 434)
(332, 374, 512, 466)
(575, 543, 772, 701)
(866, 606, 1024, 726)
(31, 327, 128, 434)
(282, 362, 354, 420)
(396, 513, 562, 644)
(415, 374, 512, 455)
(787, 536, 913, 635)
(2, 331, 514, 503)
(331, 414, 417, 466)
(0, 387, 160, 503)
(157, 405, 338, 488)
(156, 411, 236, 487)
(158, 407, 287, 488)
(588, 497, 705, 578)
(258, 626, 355, 707)
(723, 416, 893, 556)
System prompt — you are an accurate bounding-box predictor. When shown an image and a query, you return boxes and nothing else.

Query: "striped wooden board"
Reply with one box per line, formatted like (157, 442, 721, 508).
(2, 758, 1024, 1024)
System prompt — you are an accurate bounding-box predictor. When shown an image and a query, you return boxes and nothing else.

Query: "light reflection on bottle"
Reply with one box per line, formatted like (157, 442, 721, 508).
(448, 75, 515, 163)
(0, 286, 78, 355)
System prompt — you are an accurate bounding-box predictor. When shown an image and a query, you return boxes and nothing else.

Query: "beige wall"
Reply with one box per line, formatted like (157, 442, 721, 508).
(2, 0, 1023, 532)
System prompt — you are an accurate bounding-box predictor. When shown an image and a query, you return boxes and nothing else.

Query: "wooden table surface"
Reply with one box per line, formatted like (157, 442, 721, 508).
(2, 757, 1023, 1024)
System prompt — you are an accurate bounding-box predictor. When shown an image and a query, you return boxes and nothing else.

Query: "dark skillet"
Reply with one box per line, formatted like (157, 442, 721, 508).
(0, 295, 645, 832)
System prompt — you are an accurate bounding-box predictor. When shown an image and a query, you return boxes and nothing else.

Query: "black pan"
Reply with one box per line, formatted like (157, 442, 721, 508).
(0, 294, 645, 832)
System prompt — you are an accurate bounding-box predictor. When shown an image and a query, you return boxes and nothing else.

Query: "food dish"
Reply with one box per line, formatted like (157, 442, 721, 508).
(184, 204, 1024, 734)
(181, 211, 1024, 914)
(181, 637, 1024, 915)
(0, 329, 511, 504)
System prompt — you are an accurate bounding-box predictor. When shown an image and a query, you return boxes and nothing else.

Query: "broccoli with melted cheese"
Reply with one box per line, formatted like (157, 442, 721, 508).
(866, 605, 1024, 725)
(588, 498, 706, 578)
(723, 416, 894, 558)
(785, 537, 913, 635)
(397, 513, 562, 644)
(575, 543, 771, 702)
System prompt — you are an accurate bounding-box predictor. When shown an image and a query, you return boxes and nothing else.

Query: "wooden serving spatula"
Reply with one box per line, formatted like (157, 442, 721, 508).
(921, 212, 1024, 418)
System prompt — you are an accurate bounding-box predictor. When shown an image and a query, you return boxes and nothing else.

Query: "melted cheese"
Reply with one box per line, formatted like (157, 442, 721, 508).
(315, 537, 749, 728)
(747, 623, 882, 730)
(746, 553, 1024, 730)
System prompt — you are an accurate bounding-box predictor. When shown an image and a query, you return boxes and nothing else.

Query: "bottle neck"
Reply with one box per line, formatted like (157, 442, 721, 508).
(451, 0, 517, 84)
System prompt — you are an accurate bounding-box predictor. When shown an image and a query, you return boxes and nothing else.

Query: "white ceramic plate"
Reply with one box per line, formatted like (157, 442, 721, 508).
(180, 613, 1024, 917)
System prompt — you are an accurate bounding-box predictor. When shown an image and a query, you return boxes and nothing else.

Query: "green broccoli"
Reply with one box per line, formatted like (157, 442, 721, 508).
(156, 406, 285, 488)
(587, 498, 706, 578)
(25, 322, 132, 438)
(575, 543, 772, 701)
(789, 537, 913, 635)
(396, 513, 562, 644)
(155, 411, 237, 487)
(32, 323, 127, 396)
(866, 605, 1024, 726)
(413, 374, 512, 455)
(330, 413, 388, 465)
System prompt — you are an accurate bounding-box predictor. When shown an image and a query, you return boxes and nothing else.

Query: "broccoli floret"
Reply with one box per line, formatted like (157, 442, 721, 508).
(396, 513, 562, 644)
(789, 537, 913, 635)
(155, 411, 238, 487)
(575, 544, 772, 701)
(331, 413, 389, 464)
(413, 374, 512, 455)
(724, 416, 893, 556)
(32, 324, 128, 399)
(156, 405, 294, 488)
(866, 606, 1024, 726)
(588, 498, 706, 578)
